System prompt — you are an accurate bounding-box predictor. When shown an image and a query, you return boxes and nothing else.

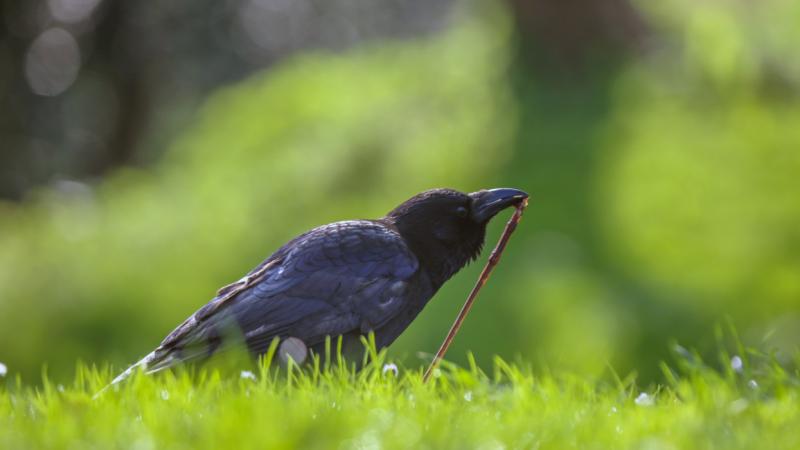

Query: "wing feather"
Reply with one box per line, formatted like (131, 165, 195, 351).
(116, 220, 419, 380)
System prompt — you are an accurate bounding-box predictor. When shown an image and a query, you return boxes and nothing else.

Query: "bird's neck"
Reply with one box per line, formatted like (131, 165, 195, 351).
(399, 232, 485, 290)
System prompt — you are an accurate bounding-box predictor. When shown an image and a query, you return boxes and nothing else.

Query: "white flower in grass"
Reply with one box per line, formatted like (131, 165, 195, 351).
(0, 362, 6, 377)
(240, 370, 257, 381)
(730, 355, 743, 372)
(382, 363, 398, 377)
(635, 392, 654, 406)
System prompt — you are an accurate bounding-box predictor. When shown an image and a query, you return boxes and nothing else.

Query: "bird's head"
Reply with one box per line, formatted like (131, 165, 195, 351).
(385, 188, 528, 286)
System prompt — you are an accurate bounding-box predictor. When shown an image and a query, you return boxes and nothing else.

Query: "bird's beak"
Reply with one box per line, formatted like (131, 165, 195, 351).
(469, 188, 529, 224)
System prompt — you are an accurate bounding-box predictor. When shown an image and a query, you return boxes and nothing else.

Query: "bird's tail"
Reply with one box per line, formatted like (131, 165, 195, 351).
(94, 345, 205, 398)
(93, 350, 163, 398)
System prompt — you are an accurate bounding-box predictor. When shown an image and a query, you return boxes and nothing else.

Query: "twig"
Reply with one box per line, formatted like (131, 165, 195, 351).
(423, 198, 528, 382)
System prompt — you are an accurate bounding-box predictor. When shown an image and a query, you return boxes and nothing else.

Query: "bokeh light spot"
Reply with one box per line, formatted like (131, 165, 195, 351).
(47, 0, 102, 24)
(24, 28, 81, 97)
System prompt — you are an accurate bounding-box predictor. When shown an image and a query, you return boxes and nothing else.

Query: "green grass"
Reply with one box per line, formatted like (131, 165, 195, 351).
(1, 342, 798, 450)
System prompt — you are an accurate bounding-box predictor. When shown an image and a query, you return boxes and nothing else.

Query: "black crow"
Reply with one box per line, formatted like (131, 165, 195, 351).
(109, 187, 528, 385)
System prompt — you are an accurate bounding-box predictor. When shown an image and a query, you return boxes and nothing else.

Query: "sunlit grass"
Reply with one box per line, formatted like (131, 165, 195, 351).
(1, 338, 798, 450)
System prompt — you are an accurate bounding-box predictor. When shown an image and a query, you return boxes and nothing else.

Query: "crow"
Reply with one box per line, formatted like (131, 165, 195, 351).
(108, 187, 528, 386)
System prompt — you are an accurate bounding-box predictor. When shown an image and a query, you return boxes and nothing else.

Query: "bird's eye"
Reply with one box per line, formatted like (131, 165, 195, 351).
(455, 206, 469, 218)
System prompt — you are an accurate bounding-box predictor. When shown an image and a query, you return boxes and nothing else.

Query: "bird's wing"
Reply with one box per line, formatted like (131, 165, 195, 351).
(141, 220, 419, 372)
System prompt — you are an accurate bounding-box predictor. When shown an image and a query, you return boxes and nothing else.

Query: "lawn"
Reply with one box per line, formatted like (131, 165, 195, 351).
(1, 342, 798, 450)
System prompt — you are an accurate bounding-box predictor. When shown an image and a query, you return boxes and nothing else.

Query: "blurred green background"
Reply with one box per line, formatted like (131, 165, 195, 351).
(1, 0, 798, 383)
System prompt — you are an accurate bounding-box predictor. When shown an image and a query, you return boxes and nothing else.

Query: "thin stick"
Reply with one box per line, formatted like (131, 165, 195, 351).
(423, 198, 528, 382)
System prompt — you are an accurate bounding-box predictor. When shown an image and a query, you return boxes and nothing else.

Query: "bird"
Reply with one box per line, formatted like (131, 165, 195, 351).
(107, 187, 528, 387)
